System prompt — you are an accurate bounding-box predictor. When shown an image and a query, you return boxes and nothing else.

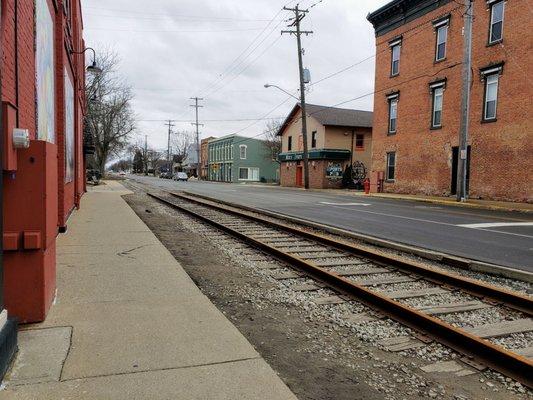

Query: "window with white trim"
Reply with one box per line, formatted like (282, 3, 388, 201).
(435, 23, 448, 61)
(489, 0, 504, 44)
(390, 41, 401, 76)
(430, 81, 445, 128)
(387, 93, 399, 134)
(238, 167, 259, 181)
(386, 152, 396, 181)
(484, 73, 499, 120)
(288, 136, 293, 151)
(239, 145, 247, 159)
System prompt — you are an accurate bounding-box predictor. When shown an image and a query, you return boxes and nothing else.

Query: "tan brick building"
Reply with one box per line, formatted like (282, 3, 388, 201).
(367, 0, 532, 202)
(200, 136, 215, 179)
(277, 103, 372, 189)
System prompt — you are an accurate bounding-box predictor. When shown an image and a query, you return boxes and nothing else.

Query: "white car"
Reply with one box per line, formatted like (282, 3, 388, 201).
(173, 172, 188, 181)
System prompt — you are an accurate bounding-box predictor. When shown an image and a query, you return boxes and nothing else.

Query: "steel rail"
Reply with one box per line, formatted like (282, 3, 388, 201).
(147, 191, 533, 388)
(172, 191, 533, 316)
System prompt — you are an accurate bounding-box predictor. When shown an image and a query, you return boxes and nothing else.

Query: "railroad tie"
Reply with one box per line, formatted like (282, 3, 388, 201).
(383, 287, 448, 299)
(417, 301, 491, 316)
(463, 318, 533, 339)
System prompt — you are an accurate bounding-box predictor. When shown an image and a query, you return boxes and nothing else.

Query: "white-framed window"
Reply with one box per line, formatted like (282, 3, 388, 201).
(238, 167, 259, 181)
(311, 131, 317, 148)
(387, 93, 399, 134)
(231, 145, 234, 159)
(435, 23, 448, 61)
(390, 42, 401, 76)
(489, 0, 504, 44)
(430, 81, 445, 128)
(287, 136, 293, 151)
(432, 87, 444, 127)
(239, 144, 247, 159)
(386, 152, 396, 181)
(484, 73, 499, 120)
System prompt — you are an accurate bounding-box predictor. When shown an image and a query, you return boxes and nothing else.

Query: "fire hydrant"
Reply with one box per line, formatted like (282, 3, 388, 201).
(363, 178, 370, 194)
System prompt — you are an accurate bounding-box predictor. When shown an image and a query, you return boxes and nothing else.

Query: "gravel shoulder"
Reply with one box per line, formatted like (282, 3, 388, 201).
(122, 183, 532, 400)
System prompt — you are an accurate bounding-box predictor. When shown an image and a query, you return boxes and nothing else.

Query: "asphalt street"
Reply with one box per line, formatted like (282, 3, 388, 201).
(127, 175, 533, 272)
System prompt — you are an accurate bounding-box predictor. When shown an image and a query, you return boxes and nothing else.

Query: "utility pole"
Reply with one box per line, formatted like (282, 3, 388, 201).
(144, 134, 148, 175)
(190, 97, 204, 178)
(282, 5, 312, 189)
(457, 0, 473, 202)
(165, 120, 175, 173)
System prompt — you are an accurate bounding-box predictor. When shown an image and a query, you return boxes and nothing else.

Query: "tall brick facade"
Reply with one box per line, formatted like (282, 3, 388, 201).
(368, 0, 532, 202)
(1, 0, 86, 322)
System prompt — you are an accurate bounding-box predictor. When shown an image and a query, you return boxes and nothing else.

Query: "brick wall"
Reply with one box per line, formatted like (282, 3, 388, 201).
(280, 160, 347, 189)
(370, 0, 532, 202)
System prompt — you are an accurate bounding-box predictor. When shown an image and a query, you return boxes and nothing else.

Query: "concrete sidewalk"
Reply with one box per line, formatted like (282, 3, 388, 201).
(0, 181, 297, 400)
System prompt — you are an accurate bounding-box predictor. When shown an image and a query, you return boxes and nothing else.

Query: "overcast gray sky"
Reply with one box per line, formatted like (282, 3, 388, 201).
(82, 0, 390, 150)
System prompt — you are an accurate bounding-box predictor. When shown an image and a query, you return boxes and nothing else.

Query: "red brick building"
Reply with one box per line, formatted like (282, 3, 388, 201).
(367, 0, 532, 202)
(1, 0, 87, 341)
(278, 103, 372, 189)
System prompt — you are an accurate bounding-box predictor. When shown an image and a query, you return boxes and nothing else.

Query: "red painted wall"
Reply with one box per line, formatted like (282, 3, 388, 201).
(1, 0, 86, 322)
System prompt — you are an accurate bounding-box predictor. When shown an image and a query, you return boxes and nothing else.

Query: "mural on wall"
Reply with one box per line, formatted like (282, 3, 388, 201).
(65, 69, 75, 183)
(36, 0, 55, 142)
(326, 162, 343, 179)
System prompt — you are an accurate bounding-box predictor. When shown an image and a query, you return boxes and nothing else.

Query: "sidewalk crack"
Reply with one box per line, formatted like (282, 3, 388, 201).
(60, 356, 262, 383)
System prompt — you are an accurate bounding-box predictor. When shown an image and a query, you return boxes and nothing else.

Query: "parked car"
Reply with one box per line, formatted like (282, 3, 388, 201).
(159, 171, 172, 179)
(173, 172, 188, 181)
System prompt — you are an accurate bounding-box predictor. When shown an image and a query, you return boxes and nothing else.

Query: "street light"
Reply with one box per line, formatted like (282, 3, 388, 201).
(264, 84, 300, 101)
(70, 47, 102, 74)
(264, 83, 310, 189)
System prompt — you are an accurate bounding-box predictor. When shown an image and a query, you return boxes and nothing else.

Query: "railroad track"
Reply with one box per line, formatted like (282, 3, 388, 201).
(142, 188, 533, 388)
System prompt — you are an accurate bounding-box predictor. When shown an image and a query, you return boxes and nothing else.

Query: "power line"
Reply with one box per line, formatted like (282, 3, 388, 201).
(85, 27, 267, 33)
(83, 6, 279, 21)
(138, 116, 285, 123)
(84, 12, 278, 23)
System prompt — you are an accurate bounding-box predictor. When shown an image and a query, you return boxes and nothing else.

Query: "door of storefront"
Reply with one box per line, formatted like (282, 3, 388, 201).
(296, 166, 303, 187)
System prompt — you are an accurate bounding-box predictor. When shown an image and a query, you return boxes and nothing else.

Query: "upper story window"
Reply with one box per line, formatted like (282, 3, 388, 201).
(389, 38, 402, 76)
(430, 80, 446, 128)
(239, 144, 247, 159)
(387, 92, 399, 134)
(288, 136, 293, 151)
(489, 0, 505, 44)
(355, 134, 364, 150)
(481, 63, 503, 121)
(311, 131, 317, 148)
(433, 17, 449, 61)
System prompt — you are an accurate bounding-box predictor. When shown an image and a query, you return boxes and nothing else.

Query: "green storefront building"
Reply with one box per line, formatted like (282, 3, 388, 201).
(207, 134, 279, 183)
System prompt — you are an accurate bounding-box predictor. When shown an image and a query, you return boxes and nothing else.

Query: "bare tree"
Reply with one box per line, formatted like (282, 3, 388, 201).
(147, 149, 163, 173)
(170, 131, 193, 165)
(85, 49, 136, 175)
(262, 119, 283, 162)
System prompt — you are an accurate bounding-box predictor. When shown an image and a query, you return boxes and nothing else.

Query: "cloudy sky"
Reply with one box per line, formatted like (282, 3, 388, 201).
(82, 0, 390, 150)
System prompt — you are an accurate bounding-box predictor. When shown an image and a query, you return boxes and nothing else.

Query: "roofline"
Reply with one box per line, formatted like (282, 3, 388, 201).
(276, 103, 373, 136)
(367, 0, 452, 37)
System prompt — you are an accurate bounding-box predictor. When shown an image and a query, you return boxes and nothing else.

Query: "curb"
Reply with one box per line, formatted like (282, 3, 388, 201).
(183, 191, 533, 284)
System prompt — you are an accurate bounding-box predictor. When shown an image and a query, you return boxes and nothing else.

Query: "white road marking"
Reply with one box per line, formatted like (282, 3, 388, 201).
(325, 205, 533, 239)
(320, 202, 371, 206)
(458, 222, 533, 228)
